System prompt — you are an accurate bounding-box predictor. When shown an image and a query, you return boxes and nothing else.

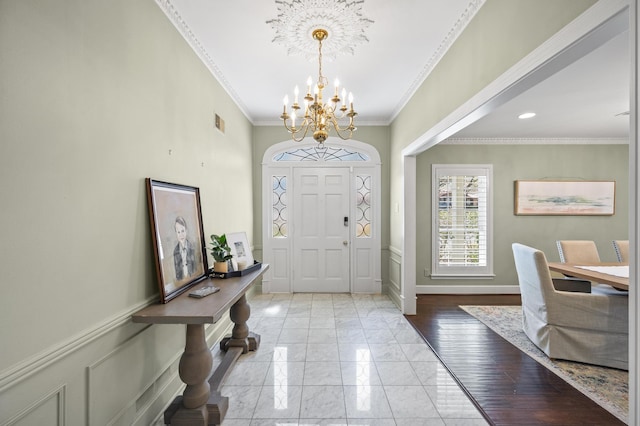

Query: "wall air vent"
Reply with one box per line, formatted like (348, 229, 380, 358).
(215, 114, 225, 133)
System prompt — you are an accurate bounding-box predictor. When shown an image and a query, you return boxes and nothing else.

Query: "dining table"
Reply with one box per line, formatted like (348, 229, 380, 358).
(547, 262, 629, 291)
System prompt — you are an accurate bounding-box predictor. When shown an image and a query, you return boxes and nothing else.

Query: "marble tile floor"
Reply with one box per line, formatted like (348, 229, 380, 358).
(209, 293, 489, 426)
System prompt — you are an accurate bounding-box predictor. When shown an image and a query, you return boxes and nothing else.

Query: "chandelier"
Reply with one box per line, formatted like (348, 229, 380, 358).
(280, 28, 357, 145)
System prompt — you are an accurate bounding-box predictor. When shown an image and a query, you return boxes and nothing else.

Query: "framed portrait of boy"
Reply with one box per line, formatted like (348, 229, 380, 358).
(146, 178, 208, 303)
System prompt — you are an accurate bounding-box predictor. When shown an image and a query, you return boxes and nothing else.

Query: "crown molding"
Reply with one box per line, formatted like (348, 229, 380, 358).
(443, 137, 629, 145)
(154, 0, 254, 123)
(388, 0, 486, 124)
(155, 0, 483, 127)
(253, 118, 390, 127)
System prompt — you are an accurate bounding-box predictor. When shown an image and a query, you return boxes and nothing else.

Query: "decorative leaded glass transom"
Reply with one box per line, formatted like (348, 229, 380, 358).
(273, 146, 370, 162)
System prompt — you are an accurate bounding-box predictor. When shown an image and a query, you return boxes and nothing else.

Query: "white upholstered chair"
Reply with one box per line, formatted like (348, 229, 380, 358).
(613, 240, 629, 263)
(512, 243, 628, 370)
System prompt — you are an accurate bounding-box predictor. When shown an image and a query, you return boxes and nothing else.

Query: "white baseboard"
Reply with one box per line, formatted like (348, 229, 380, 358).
(417, 285, 521, 294)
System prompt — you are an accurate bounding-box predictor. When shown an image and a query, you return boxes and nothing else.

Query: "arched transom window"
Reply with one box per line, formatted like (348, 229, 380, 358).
(273, 146, 370, 162)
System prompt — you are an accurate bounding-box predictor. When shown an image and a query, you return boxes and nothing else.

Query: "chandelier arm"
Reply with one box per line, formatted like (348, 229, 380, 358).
(290, 123, 312, 142)
(332, 125, 355, 141)
(282, 117, 298, 133)
(301, 117, 313, 130)
(328, 115, 354, 132)
(292, 130, 309, 142)
(332, 109, 347, 120)
(324, 116, 346, 135)
(279, 27, 357, 145)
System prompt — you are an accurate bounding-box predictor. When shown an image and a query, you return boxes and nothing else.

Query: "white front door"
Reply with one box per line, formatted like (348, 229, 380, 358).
(293, 167, 350, 292)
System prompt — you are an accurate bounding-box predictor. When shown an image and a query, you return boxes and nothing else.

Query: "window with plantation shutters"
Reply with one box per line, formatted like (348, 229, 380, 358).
(432, 165, 493, 277)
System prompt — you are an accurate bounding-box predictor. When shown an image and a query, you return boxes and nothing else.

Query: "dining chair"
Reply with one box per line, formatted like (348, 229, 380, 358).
(556, 239, 627, 294)
(556, 240, 600, 263)
(613, 240, 629, 263)
(512, 243, 628, 370)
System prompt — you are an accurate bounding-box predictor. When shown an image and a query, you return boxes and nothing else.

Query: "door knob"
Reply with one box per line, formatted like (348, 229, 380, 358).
(343, 240, 348, 246)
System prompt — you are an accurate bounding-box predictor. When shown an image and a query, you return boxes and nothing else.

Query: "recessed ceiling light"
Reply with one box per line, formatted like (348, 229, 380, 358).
(518, 112, 536, 119)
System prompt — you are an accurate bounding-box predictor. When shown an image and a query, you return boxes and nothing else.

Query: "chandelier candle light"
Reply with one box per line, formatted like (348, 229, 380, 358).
(281, 29, 357, 145)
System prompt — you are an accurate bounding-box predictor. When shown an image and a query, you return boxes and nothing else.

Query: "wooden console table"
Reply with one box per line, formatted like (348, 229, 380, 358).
(132, 264, 268, 425)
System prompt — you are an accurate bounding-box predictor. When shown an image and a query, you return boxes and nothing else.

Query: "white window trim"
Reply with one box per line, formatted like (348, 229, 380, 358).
(431, 164, 494, 278)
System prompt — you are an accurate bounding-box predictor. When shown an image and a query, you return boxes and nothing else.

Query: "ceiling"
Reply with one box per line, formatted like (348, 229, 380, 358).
(159, 0, 630, 139)
(454, 30, 630, 140)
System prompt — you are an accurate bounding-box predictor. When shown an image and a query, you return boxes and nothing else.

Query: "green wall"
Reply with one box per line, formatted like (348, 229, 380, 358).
(0, 0, 253, 423)
(417, 143, 629, 288)
(389, 0, 598, 252)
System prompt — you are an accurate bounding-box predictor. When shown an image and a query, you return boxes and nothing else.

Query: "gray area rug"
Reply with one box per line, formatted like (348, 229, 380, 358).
(460, 305, 628, 424)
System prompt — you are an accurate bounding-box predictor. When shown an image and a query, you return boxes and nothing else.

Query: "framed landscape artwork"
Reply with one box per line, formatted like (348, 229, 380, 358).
(146, 178, 208, 303)
(514, 180, 615, 216)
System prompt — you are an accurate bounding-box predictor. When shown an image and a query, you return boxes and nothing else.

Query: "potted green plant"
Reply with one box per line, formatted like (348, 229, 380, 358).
(210, 234, 233, 273)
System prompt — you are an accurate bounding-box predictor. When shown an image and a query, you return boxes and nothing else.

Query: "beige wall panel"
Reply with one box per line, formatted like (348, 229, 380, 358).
(87, 324, 183, 425)
(5, 385, 64, 426)
(385, 249, 402, 307)
(388, 254, 401, 292)
(0, 317, 185, 424)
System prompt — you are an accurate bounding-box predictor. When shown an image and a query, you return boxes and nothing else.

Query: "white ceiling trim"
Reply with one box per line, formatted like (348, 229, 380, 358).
(154, 0, 253, 122)
(444, 137, 629, 145)
(388, 0, 486, 124)
(253, 117, 390, 127)
(155, 0, 484, 127)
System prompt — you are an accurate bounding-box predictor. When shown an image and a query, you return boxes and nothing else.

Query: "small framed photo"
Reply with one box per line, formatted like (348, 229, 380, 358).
(227, 232, 254, 270)
(146, 179, 208, 303)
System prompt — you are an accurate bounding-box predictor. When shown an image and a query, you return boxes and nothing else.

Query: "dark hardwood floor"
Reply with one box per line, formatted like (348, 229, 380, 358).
(405, 294, 625, 426)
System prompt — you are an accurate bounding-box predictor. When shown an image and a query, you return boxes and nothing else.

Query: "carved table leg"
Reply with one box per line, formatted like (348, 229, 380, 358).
(206, 294, 261, 424)
(167, 295, 261, 425)
(165, 324, 213, 425)
(220, 294, 260, 353)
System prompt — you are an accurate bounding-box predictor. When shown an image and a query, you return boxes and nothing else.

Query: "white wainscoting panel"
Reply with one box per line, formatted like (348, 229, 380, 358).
(0, 298, 238, 426)
(386, 247, 402, 308)
(4, 384, 65, 426)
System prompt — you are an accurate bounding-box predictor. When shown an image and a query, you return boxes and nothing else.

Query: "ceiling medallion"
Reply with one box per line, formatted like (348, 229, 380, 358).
(267, 0, 374, 61)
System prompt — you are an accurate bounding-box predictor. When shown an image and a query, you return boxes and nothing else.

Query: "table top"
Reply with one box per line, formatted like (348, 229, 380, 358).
(547, 262, 629, 291)
(132, 264, 269, 324)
